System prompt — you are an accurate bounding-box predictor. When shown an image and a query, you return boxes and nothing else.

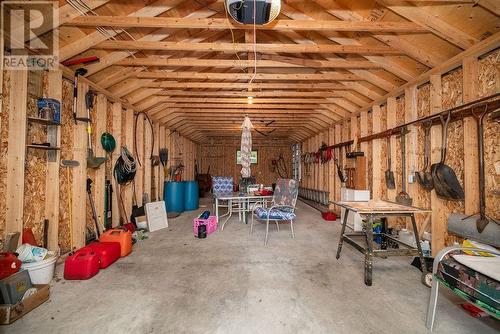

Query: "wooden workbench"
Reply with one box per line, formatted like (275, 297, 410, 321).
(332, 200, 431, 286)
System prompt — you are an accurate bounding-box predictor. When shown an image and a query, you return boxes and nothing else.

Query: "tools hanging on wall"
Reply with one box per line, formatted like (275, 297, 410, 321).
(431, 111, 465, 200)
(415, 121, 434, 190)
(396, 127, 413, 206)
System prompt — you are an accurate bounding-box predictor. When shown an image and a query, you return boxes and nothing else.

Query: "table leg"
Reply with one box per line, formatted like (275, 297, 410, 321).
(336, 208, 349, 259)
(410, 213, 428, 282)
(221, 200, 234, 231)
(364, 215, 374, 286)
(215, 198, 219, 222)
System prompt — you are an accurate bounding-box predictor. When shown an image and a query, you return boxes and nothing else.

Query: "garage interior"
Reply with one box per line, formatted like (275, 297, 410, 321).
(0, 0, 499, 333)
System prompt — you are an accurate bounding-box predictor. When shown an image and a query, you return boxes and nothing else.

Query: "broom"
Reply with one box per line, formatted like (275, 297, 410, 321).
(159, 148, 168, 180)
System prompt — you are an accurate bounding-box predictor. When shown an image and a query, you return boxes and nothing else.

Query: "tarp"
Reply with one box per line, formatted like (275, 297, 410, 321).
(240, 116, 253, 178)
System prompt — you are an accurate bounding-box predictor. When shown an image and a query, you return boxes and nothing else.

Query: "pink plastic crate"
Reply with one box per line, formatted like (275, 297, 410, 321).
(193, 216, 218, 237)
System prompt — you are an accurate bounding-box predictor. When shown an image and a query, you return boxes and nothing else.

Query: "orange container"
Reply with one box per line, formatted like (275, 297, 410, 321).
(99, 229, 132, 257)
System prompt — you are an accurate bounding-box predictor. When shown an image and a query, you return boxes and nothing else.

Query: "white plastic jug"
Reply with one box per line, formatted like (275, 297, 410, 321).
(16, 243, 48, 263)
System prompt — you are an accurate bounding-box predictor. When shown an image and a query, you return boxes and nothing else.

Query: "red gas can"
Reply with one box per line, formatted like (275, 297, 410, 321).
(0, 253, 21, 280)
(84, 242, 121, 269)
(99, 229, 132, 257)
(64, 249, 100, 280)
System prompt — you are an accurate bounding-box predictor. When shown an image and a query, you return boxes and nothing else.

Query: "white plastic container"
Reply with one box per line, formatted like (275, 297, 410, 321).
(16, 243, 48, 263)
(21, 251, 58, 284)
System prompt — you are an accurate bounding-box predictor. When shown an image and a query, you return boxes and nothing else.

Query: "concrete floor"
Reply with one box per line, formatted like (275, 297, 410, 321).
(6, 200, 499, 334)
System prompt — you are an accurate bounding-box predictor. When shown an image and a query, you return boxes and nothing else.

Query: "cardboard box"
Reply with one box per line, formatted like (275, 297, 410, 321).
(0, 284, 50, 325)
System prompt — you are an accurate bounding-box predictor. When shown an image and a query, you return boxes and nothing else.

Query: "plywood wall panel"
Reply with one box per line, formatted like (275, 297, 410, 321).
(23, 70, 48, 244)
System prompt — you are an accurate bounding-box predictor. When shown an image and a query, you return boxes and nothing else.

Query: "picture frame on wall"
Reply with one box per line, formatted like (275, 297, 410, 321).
(236, 150, 258, 164)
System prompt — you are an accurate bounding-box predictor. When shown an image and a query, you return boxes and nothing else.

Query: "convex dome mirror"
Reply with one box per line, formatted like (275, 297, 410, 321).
(225, 0, 281, 25)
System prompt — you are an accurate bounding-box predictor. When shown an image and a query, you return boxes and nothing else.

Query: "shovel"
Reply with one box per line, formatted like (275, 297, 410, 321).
(84, 90, 107, 169)
(396, 127, 413, 206)
(448, 107, 500, 243)
(415, 121, 434, 190)
(431, 112, 465, 200)
(385, 135, 395, 189)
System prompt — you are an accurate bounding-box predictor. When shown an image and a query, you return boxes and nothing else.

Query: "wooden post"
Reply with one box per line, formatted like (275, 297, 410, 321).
(44, 70, 62, 251)
(153, 123, 160, 201)
(462, 56, 479, 216)
(5, 69, 28, 241)
(371, 105, 382, 200)
(430, 74, 447, 257)
(360, 111, 369, 190)
(111, 102, 122, 227)
(405, 86, 418, 230)
(72, 81, 89, 248)
(386, 97, 397, 201)
(93, 94, 107, 229)
(328, 126, 336, 211)
(135, 113, 144, 205)
(143, 119, 152, 201)
(122, 108, 134, 215)
(159, 125, 166, 198)
(334, 123, 342, 212)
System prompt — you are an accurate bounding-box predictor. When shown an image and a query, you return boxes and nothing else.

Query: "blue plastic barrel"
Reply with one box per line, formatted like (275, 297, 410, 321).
(164, 181, 185, 213)
(184, 181, 199, 211)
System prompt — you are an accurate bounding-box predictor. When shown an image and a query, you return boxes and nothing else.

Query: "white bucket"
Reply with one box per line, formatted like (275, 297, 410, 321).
(16, 243, 48, 263)
(21, 251, 58, 284)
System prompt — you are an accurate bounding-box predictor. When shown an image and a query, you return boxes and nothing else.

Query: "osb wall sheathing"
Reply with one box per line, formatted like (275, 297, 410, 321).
(442, 68, 466, 221)
(58, 79, 74, 252)
(23, 70, 48, 244)
(0, 70, 11, 238)
(477, 50, 500, 219)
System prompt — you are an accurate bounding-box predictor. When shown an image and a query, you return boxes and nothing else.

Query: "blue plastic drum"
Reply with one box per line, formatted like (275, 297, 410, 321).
(164, 181, 185, 214)
(184, 181, 199, 211)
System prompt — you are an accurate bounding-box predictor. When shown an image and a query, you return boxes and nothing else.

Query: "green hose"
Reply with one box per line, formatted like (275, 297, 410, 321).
(101, 132, 116, 153)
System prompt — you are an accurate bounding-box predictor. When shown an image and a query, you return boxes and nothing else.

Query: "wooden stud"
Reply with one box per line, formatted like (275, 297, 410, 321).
(94, 94, 107, 230)
(135, 113, 144, 206)
(360, 111, 369, 189)
(71, 81, 89, 248)
(405, 86, 418, 230)
(371, 105, 382, 200)
(4, 70, 28, 242)
(462, 56, 480, 216)
(44, 70, 62, 251)
(122, 108, 134, 217)
(430, 74, 447, 257)
(110, 102, 122, 227)
(143, 120, 152, 202)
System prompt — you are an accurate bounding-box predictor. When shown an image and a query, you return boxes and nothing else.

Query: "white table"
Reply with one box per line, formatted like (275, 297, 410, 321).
(214, 193, 272, 230)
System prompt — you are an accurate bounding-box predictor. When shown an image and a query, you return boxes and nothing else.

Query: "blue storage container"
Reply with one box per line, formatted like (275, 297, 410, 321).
(184, 181, 199, 211)
(164, 181, 185, 213)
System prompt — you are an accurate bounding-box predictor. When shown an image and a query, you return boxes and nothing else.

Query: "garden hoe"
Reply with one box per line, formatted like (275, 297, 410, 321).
(85, 90, 107, 168)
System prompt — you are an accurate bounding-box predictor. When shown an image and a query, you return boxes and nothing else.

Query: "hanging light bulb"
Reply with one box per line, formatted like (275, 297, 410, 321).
(247, 96, 254, 104)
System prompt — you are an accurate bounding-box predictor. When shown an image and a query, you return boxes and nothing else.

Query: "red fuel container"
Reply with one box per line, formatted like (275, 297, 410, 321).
(84, 242, 121, 269)
(99, 229, 132, 257)
(0, 253, 21, 280)
(64, 249, 100, 280)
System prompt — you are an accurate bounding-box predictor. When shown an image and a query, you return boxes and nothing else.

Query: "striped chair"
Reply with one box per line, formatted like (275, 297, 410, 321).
(251, 178, 299, 245)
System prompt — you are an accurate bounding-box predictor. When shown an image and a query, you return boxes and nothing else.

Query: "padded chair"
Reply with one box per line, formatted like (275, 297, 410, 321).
(250, 178, 299, 245)
(212, 176, 240, 220)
